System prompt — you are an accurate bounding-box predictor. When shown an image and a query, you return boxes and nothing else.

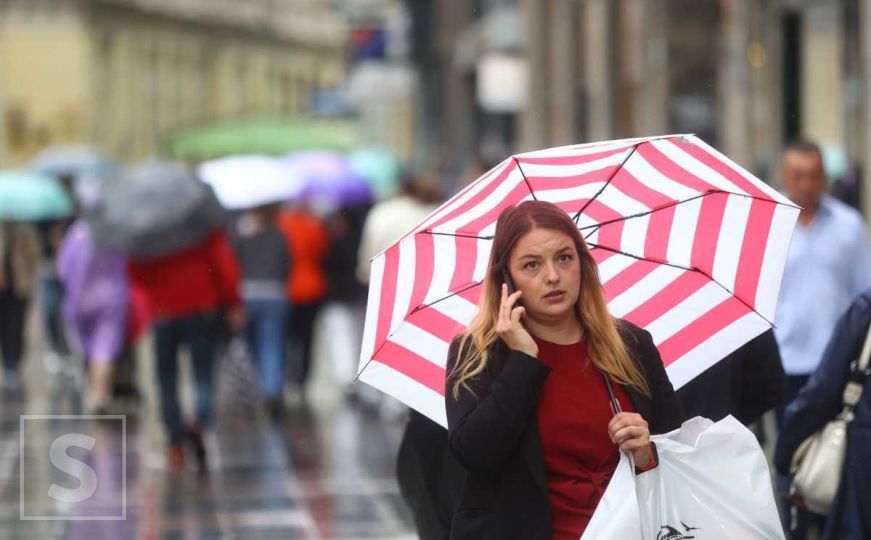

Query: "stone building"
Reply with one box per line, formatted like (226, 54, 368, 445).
(0, 0, 346, 165)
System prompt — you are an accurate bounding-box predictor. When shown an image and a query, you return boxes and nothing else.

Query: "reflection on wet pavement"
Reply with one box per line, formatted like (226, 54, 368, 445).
(0, 329, 415, 539)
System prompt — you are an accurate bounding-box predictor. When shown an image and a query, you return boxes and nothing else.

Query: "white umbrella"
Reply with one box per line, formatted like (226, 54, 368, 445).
(197, 155, 304, 210)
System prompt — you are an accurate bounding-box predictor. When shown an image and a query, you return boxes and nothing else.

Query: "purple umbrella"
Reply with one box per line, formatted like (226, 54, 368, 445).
(282, 151, 372, 211)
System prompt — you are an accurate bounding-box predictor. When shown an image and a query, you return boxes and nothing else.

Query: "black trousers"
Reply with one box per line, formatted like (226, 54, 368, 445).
(288, 301, 322, 388)
(397, 410, 466, 540)
(0, 291, 27, 371)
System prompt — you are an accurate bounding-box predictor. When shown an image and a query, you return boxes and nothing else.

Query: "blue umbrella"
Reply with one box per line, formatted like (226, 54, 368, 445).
(31, 146, 117, 182)
(348, 148, 400, 200)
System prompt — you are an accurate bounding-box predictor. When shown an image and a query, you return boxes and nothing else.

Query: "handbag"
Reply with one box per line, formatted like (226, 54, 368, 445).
(790, 321, 871, 515)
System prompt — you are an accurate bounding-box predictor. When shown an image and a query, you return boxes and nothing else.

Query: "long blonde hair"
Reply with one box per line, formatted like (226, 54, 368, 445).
(449, 201, 650, 399)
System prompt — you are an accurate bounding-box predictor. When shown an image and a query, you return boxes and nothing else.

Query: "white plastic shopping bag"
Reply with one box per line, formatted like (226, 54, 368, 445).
(582, 416, 784, 540)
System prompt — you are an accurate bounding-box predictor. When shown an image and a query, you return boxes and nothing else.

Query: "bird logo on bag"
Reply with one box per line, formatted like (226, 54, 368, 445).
(656, 521, 699, 540)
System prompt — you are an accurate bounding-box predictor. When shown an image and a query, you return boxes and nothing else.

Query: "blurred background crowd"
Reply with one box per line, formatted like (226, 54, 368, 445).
(2, 1, 871, 539)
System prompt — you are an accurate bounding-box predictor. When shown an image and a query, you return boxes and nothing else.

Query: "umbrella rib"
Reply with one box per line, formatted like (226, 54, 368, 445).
(572, 143, 641, 224)
(577, 190, 794, 232)
(588, 243, 775, 327)
(407, 280, 483, 314)
(423, 231, 494, 241)
(579, 190, 714, 231)
(512, 157, 537, 201)
(579, 192, 713, 241)
(354, 281, 483, 381)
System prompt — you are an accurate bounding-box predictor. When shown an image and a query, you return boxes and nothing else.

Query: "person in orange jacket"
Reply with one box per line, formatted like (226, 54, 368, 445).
(128, 229, 243, 472)
(277, 204, 329, 399)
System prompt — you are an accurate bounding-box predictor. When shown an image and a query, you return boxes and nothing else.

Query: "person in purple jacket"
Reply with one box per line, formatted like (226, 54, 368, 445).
(57, 219, 129, 413)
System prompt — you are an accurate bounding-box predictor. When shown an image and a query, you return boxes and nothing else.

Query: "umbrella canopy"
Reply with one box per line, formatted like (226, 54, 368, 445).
(197, 155, 305, 210)
(167, 117, 358, 160)
(349, 148, 400, 200)
(282, 151, 372, 211)
(31, 146, 117, 182)
(357, 134, 800, 426)
(0, 171, 74, 221)
(87, 161, 225, 259)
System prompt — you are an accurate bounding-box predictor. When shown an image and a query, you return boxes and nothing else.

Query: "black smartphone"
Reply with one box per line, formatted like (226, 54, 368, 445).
(502, 269, 517, 296)
(502, 269, 525, 318)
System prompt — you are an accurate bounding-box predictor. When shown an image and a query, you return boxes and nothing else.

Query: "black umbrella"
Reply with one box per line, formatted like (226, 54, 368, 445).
(87, 161, 225, 259)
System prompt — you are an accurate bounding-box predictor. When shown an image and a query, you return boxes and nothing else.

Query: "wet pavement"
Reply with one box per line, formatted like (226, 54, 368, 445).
(0, 309, 415, 539)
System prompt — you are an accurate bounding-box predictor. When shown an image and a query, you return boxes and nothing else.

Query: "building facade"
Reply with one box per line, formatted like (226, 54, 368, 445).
(411, 0, 871, 217)
(0, 0, 346, 166)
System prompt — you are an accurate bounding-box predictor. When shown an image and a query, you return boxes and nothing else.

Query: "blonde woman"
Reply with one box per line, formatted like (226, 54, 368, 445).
(446, 201, 681, 539)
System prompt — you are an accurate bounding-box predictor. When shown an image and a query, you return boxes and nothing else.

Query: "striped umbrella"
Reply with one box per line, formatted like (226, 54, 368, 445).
(357, 135, 799, 426)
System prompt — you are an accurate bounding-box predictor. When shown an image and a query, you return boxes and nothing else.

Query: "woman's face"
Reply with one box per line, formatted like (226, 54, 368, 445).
(507, 227, 581, 323)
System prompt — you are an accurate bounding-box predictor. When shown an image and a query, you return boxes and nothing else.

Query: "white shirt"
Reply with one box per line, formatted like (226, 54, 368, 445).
(356, 195, 436, 284)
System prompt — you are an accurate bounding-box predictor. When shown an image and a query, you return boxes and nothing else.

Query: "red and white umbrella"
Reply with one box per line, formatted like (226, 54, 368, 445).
(357, 135, 799, 426)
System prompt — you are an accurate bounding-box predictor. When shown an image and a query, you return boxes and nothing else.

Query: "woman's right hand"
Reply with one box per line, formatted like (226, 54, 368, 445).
(496, 283, 538, 357)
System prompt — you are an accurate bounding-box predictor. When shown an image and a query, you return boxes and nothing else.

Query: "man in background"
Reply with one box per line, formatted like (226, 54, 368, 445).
(773, 139, 871, 539)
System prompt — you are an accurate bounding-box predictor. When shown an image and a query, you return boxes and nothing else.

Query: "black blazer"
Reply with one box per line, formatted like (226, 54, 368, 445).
(444, 320, 682, 540)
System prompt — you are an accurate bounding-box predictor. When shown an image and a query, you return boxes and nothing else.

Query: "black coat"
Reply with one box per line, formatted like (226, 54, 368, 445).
(444, 320, 682, 540)
(396, 410, 467, 540)
(676, 329, 784, 424)
(774, 291, 871, 540)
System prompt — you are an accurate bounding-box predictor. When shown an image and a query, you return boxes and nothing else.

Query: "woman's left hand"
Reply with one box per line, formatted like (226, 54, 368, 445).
(608, 412, 651, 468)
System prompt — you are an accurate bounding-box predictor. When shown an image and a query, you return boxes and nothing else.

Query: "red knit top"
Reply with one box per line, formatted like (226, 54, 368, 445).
(533, 335, 636, 540)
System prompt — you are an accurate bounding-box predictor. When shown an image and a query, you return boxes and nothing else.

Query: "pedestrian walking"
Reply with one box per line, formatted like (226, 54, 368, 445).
(775, 290, 871, 540)
(322, 202, 370, 401)
(775, 140, 871, 421)
(445, 201, 681, 539)
(129, 229, 243, 472)
(35, 173, 77, 376)
(773, 140, 871, 538)
(277, 204, 329, 399)
(57, 219, 129, 412)
(0, 221, 40, 390)
(230, 204, 291, 419)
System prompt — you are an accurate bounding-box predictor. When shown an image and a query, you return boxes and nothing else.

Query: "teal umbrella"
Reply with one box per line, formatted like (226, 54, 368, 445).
(348, 148, 400, 200)
(0, 171, 73, 221)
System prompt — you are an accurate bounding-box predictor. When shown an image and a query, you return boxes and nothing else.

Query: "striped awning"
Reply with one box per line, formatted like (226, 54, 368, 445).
(357, 134, 800, 426)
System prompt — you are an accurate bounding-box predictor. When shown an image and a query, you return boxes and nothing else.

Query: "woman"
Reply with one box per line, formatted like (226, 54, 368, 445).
(57, 219, 129, 412)
(445, 201, 681, 539)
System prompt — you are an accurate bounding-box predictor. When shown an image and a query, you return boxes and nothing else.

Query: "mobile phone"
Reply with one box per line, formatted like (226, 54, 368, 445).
(502, 269, 525, 319)
(502, 268, 517, 295)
